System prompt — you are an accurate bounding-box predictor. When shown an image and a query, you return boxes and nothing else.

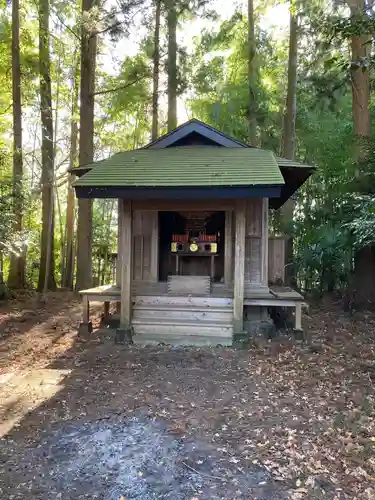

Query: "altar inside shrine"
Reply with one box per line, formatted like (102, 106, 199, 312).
(158, 210, 225, 281)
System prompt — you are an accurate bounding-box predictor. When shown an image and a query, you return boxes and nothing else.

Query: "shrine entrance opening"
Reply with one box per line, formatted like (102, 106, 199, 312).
(158, 211, 225, 282)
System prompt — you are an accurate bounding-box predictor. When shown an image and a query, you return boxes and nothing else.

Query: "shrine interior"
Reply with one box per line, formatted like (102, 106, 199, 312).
(158, 211, 225, 282)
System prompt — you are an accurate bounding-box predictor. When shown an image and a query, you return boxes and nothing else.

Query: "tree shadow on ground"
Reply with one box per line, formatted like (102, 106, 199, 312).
(0, 300, 374, 499)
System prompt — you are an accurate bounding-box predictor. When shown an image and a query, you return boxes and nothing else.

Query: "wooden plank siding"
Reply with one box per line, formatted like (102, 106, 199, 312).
(117, 198, 275, 292)
(244, 198, 263, 285)
(132, 210, 158, 282)
(268, 236, 286, 283)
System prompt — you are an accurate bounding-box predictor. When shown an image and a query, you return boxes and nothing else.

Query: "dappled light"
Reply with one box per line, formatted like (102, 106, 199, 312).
(0, 369, 71, 437)
(0, 293, 84, 372)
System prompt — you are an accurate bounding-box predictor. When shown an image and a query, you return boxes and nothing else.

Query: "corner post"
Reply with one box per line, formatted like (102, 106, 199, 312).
(224, 210, 233, 284)
(116, 199, 123, 313)
(233, 199, 246, 334)
(116, 199, 133, 343)
(261, 197, 269, 286)
(295, 302, 302, 330)
(78, 294, 92, 336)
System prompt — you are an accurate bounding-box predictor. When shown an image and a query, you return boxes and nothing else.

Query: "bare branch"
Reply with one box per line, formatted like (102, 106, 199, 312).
(52, 10, 80, 41)
(93, 74, 149, 96)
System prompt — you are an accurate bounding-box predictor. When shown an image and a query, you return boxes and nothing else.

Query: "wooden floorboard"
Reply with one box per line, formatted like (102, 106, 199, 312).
(78, 282, 304, 303)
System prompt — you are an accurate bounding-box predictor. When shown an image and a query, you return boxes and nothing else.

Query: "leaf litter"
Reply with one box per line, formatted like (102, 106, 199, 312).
(0, 292, 374, 499)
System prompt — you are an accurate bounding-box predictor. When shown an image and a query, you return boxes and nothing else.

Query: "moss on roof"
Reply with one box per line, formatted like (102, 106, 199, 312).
(74, 147, 285, 188)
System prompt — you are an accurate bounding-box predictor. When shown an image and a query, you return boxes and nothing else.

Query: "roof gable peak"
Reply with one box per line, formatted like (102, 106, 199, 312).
(144, 118, 249, 149)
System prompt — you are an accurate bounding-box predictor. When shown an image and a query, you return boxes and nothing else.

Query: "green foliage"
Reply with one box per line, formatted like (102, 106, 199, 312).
(187, 2, 375, 293)
(189, 14, 287, 149)
(0, 151, 26, 258)
(1, 0, 375, 296)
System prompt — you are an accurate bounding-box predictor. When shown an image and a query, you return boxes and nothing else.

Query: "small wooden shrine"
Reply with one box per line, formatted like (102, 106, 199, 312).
(73, 119, 314, 345)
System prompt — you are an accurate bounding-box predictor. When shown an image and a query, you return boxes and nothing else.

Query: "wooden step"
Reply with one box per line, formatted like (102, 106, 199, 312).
(132, 319, 233, 338)
(134, 295, 233, 307)
(133, 334, 232, 347)
(133, 305, 233, 323)
(168, 275, 211, 296)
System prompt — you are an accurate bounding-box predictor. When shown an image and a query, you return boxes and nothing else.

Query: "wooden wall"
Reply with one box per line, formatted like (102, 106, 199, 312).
(244, 198, 262, 284)
(117, 203, 158, 285)
(132, 210, 158, 282)
(116, 198, 278, 288)
(268, 236, 285, 284)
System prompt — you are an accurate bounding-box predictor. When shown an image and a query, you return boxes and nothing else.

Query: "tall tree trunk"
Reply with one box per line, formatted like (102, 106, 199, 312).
(76, 0, 98, 291)
(281, 11, 297, 160)
(63, 56, 79, 289)
(347, 0, 373, 306)
(247, 0, 257, 146)
(151, 0, 161, 140)
(280, 8, 298, 287)
(349, 2, 371, 152)
(38, 0, 55, 292)
(8, 0, 25, 289)
(53, 54, 63, 286)
(167, 0, 177, 131)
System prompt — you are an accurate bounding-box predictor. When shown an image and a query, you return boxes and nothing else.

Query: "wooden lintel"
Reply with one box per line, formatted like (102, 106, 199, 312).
(233, 199, 246, 334)
(120, 200, 133, 328)
(132, 199, 236, 212)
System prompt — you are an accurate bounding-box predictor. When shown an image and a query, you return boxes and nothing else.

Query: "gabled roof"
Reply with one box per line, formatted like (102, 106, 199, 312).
(144, 118, 249, 149)
(74, 147, 284, 188)
(72, 118, 315, 207)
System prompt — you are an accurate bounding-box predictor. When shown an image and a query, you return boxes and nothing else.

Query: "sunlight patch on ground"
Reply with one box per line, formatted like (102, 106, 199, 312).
(0, 369, 71, 436)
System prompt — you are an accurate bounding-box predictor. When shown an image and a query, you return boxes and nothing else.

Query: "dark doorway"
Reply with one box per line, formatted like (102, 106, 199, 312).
(158, 211, 225, 282)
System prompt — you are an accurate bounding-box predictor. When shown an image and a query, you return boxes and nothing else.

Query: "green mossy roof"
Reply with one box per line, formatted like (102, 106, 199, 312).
(275, 157, 314, 169)
(74, 147, 285, 188)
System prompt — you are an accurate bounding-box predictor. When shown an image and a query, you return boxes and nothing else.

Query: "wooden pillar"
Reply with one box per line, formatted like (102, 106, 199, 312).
(150, 210, 159, 282)
(224, 210, 233, 284)
(116, 199, 122, 313)
(120, 199, 133, 329)
(261, 197, 269, 286)
(103, 301, 110, 321)
(116, 199, 123, 287)
(233, 200, 246, 334)
(78, 294, 93, 336)
(82, 294, 89, 323)
(295, 302, 302, 330)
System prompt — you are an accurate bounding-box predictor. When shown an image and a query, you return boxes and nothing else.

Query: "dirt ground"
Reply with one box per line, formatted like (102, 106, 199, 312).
(0, 292, 374, 499)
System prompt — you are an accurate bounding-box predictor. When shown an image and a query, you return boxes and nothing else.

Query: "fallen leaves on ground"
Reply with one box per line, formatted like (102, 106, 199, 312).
(0, 293, 374, 498)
